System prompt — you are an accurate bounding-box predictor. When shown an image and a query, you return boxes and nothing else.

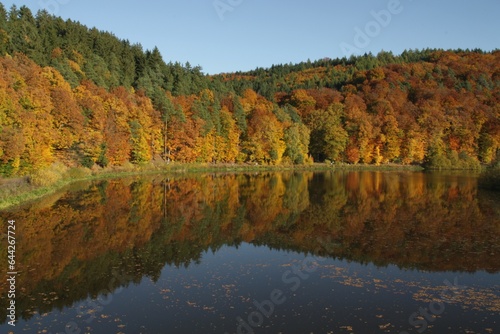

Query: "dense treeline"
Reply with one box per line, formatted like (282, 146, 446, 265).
(0, 4, 208, 94)
(0, 3, 499, 176)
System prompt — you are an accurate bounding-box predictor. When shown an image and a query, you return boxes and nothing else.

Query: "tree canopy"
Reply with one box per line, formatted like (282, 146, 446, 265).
(0, 3, 499, 175)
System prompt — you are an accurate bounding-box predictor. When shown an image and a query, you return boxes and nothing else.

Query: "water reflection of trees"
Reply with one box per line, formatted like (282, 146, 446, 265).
(0, 171, 499, 322)
(281, 172, 499, 272)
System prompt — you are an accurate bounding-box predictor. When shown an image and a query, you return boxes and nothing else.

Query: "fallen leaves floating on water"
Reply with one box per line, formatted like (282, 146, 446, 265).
(339, 325, 353, 331)
(412, 285, 500, 312)
(378, 322, 391, 329)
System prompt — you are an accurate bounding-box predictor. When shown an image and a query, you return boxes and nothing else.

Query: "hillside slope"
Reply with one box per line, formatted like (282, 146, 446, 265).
(0, 3, 499, 177)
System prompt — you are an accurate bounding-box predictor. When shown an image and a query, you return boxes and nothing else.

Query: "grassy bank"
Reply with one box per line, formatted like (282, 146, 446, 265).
(0, 161, 424, 210)
(0, 162, 170, 210)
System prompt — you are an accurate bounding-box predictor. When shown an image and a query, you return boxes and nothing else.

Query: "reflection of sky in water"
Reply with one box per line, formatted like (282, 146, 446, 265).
(6, 243, 499, 334)
(0, 172, 499, 333)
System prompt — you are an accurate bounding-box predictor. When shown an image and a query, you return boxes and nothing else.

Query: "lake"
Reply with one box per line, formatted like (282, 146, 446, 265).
(0, 171, 499, 334)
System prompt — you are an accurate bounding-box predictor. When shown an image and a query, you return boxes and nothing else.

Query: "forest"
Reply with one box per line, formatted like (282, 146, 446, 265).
(0, 3, 499, 177)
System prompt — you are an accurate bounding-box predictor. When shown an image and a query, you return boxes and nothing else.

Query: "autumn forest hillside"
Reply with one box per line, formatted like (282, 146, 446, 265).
(0, 3, 499, 177)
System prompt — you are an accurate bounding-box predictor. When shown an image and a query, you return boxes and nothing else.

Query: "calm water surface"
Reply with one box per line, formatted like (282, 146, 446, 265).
(0, 171, 499, 334)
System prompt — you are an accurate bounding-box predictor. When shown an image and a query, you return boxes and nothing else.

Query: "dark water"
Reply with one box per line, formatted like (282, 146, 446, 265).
(0, 171, 499, 334)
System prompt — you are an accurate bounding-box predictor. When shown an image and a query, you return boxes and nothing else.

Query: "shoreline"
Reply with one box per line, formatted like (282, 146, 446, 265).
(0, 162, 437, 211)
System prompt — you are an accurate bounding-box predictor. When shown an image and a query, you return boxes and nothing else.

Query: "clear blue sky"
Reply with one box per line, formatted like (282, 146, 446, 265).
(2, 0, 499, 74)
